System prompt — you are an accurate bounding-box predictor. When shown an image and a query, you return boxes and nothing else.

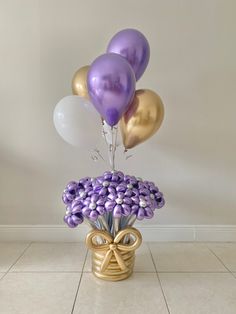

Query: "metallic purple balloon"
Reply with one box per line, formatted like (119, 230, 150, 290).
(107, 29, 150, 81)
(125, 190, 132, 197)
(64, 213, 83, 228)
(145, 207, 154, 219)
(67, 217, 76, 228)
(87, 53, 136, 126)
(137, 208, 145, 220)
(113, 205, 122, 218)
(96, 206, 105, 215)
(116, 185, 126, 192)
(105, 200, 115, 212)
(89, 210, 98, 221)
(97, 197, 106, 206)
(108, 186, 116, 194)
(122, 204, 131, 216)
(123, 197, 132, 205)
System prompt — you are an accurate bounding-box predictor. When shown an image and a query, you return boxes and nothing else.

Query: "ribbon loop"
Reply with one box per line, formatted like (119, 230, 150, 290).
(86, 227, 142, 272)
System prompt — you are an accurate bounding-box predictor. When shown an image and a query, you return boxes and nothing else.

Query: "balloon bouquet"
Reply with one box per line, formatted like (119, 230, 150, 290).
(53, 29, 165, 281)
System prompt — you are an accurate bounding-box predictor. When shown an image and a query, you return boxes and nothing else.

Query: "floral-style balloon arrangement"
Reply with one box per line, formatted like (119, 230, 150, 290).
(53, 29, 166, 282)
(54, 28, 166, 281)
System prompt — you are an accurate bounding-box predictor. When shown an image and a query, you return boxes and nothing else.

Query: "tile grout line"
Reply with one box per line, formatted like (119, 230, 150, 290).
(147, 243, 171, 314)
(70, 249, 89, 314)
(10, 270, 84, 273)
(205, 244, 236, 279)
(78, 268, 231, 274)
(0, 242, 33, 281)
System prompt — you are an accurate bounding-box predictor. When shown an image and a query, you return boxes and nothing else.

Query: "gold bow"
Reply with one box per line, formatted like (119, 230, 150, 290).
(86, 227, 142, 272)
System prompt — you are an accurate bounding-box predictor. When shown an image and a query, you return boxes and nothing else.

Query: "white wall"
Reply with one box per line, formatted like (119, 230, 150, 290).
(0, 0, 235, 227)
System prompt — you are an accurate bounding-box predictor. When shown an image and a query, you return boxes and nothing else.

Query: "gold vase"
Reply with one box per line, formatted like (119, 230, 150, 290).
(86, 227, 142, 281)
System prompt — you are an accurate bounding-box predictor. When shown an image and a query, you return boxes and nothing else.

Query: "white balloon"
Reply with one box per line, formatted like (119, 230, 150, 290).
(53, 96, 102, 148)
(102, 120, 122, 146)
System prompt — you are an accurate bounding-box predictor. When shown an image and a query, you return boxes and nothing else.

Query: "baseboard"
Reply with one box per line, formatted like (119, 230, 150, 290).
(1, 224, 236, 242)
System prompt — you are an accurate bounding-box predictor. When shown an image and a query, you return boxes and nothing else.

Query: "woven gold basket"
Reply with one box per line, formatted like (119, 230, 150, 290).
(86, 227, 142, 281)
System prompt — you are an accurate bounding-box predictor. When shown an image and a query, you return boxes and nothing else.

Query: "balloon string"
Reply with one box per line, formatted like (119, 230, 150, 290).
(90, 148, 108, 166)
(111, 127, 115, 171)
(101, 122, 118, 172)
(102, 122, 113, 170)
(94, 148, 106, 162)
(111, 126, 118, 171)
(124, 149, 133, 160)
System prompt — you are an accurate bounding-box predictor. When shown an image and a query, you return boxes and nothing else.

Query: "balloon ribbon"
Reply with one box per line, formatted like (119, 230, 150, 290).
(86, 227, 142, 272)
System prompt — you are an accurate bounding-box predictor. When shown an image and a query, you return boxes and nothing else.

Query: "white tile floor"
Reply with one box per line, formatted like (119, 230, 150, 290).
(0, 242, 236, 314)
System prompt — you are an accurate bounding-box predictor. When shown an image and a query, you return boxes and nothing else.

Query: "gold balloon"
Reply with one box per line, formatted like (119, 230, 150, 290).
(120, 89, 164, 149)
(72, 65, 90, 99)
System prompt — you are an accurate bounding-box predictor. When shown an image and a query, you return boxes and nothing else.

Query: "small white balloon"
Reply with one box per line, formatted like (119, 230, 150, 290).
(53, 95, 101, 149)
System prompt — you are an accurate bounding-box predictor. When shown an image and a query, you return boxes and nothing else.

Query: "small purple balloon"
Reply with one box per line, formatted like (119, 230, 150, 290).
(131, 205, 139, 214)
(71, 215, 83, 225)
(105, 200, 115, 212)
(71, 206, 82, 214)
(107, 29, 150, 81)
(89, 210, 98, 221)
(116, 185, 126, 192)
(137, 208, 145, 220)
(99, 187, 108, 196)
(122, 204, 131, 216)
(97, 197, 106, 206)
(67, 217, 76, 228)
(123, 197, 132, 205)
(108, 186, 116, 194)
(62, 195, 70, 205)
(82, 206, 90, 216)
(96, 206, 105, 215)
(125, 190, 132, 197)
(113, 205, 122, 218)
(145, 207, 154, 219)
(87, 53, 136, 126)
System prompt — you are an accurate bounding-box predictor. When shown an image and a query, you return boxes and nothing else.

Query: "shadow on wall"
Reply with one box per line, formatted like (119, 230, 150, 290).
(137, 139, 236, 224)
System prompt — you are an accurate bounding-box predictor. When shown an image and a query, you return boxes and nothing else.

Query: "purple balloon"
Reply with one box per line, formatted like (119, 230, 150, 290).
(97, 197, 106, 206)
(89, 210, 98, 221)
(107, 29, 150, 81)
(87, 53, 136, 126)
(62, 195, 70, 205)
(71, 215, 83, 225)
(67, 217, 76, 228)
(137, 208, 145, 220)
(71, 206, 82, 214)
(123, 197, 132, 205)
(122, 204, 131, 216)
(96, 206, 105, 215)
(91, 194, 99, 203)
(82, 206, 90, 216)
(108, 186, 116, 194)
(125, 190, 132, 197)
(131, 205, 139, 214)
(145, 207, 154, 219)
(113, 205, 122, 218)
(99, 187, 108, 196)
(105, 200, 115, 212)
(116, 184, 126, 192)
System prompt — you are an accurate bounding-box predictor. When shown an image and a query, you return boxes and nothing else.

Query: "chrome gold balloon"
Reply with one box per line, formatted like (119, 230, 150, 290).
(72, 65, 90, 99)
(120, 89, 164, 149)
